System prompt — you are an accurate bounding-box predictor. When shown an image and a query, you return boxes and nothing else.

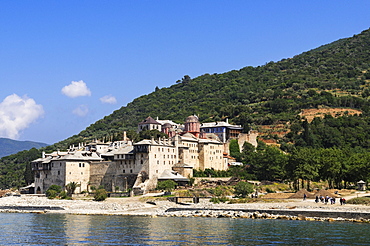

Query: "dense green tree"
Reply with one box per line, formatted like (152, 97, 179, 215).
(287, 148, 320, 191)
(229, 139, 241, 161)
(252, 145, 288, 181)
(234, 181, 254, 198)
(156, 180, 177, 192)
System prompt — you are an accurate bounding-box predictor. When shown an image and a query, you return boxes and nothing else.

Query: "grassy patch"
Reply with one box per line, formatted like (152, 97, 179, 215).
(261, 183, 290, 193)
(346, 196, 370, 205)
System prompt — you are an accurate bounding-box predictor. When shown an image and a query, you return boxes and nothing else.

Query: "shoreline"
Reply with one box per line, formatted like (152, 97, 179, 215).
(1, 194, 370, 222)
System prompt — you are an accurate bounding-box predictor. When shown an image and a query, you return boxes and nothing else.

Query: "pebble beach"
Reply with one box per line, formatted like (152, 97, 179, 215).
(1, 193, 370, 222)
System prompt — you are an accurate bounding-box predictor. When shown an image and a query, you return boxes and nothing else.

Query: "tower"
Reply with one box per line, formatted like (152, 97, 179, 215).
(184, 115, 200, 137)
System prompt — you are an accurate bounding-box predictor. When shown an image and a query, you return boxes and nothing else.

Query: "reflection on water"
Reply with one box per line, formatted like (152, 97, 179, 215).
(0, 213, 369, 245)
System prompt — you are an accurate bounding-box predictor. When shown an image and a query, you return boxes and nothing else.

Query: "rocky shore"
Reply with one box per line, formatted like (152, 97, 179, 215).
(1, 194, 370, 223)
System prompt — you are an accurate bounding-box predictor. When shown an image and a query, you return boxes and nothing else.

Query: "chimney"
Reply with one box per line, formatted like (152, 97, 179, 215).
(123, 131, 127, 141)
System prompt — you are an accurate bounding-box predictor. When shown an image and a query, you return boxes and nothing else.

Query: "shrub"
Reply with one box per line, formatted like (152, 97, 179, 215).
(48, 185, 62, 193)
(188, 176, 195, 186)
(210, 197, 220, 203)
(210, 196, 230, 204)
(208, 186, 233, 197)
(156, 180, 177, 192)
(219, 196, 230, 203)
(265, 187, 275, 193)
(46, 185, 62, 199)
(59, 191, 69, 199)
(46, 189, 58, 199)
(94, 189, 108, 201)
(234, 181, 254, 198)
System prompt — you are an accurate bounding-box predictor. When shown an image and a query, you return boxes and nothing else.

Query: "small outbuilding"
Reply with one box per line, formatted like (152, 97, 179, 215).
(357, 180, 366, 191)
(158, 169, 189, 186)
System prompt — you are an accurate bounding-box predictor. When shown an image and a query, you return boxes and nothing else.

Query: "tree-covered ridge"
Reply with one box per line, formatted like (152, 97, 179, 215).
(0, 148, 40, 189)
(2, 28, 370, 189)
(73, 28, 370, 143)
(285, 115, 370, 150)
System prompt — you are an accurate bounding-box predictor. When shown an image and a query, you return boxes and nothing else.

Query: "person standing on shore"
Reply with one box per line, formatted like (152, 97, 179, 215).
(315, 196, 319, 203)
(303, 193, 307, 200)
(320, 195, 324, 203)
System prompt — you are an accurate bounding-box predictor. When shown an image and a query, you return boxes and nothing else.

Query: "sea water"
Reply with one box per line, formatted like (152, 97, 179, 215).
(0, 213, 369, 245)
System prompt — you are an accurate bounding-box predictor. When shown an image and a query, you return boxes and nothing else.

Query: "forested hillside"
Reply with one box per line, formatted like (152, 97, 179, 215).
(73, 28, 370, 141)
(1, 28, 370, 189)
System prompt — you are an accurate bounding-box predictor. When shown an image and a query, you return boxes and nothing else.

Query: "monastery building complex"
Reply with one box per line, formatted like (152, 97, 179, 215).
(32, 116, 257, 195)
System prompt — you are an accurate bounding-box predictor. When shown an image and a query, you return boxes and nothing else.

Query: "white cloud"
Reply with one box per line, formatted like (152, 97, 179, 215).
(100, 95, 117, 104)
(72, 105, 89, 117)
(61, 80, 91, 98)
(0, 94, 44, 139)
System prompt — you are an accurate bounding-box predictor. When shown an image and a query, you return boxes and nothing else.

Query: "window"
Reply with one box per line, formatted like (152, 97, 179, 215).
(123, 170, 125, 173)
(130, 169, 133, 173)
(58, 171, 60, 175)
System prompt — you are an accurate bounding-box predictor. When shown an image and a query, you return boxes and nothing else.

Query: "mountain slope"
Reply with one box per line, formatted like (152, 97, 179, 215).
(71, 28, 370, 143)
(0, 138, 48, 158)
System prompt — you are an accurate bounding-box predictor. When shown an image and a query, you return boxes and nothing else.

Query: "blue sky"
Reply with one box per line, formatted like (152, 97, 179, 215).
(0, 1, 369, 144)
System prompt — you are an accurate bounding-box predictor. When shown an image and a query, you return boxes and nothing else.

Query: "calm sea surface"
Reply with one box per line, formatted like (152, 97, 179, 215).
(0, 213, 369, 245)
